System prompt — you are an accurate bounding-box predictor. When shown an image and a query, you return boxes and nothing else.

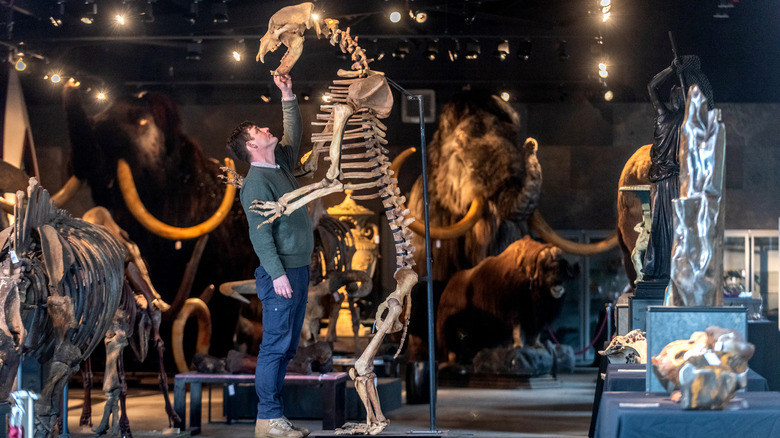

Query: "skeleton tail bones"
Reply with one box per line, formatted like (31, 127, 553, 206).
(250, 6, 416, 434)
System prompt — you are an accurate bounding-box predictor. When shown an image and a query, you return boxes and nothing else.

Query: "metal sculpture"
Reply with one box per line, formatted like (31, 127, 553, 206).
(254, 4, 414, 434)
(668, 84, 726, 306)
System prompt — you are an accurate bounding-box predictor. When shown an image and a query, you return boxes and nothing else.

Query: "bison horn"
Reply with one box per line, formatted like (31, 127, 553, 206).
(117, 158, 237, 241)
(530, 210, 619, 255)
(389, 147, 484, 240)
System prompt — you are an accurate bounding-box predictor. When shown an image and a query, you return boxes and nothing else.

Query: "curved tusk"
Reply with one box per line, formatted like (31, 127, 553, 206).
(117, 158, 236, 241)
(0, 197, 14, 215)
(530, 210, 619, 255)
(390, 147, 484, 240)
(171, 298, 212, 374)
(0, 175, 84, 214)
(408, 197, 485, 240)
(51, 175, 83, 207)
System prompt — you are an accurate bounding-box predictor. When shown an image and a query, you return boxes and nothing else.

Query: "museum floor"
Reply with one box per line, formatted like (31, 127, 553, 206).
(64, 367, 597, 437)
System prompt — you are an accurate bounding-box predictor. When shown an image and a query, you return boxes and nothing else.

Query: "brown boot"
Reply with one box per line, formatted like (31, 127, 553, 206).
(254, 417, 304, 438)
(282, 417, 310, 437)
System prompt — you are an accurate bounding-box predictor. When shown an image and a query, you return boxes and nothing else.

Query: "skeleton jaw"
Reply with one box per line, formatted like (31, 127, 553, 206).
(256, 2, 321, 75)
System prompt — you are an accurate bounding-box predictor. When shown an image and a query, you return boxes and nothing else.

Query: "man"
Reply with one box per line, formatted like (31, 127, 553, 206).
(226, 74, 313, 438)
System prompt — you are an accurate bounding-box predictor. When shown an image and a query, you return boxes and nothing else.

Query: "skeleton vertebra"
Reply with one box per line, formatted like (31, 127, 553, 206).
(251, 7, 415, 434)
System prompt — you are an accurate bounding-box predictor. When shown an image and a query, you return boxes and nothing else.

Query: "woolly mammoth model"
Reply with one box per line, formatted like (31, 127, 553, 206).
(436, 236, 578, 366)
(61, 80, 251, 355)
(392, 92, 617, 283)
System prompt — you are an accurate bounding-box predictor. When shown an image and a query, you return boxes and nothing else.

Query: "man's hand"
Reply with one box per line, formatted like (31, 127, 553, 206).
(274, 74, 294, 100)
(272, 274, 293, 299)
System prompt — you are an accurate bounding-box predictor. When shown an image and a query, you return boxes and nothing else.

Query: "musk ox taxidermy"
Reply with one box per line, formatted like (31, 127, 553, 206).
(436, 236, 578, 368)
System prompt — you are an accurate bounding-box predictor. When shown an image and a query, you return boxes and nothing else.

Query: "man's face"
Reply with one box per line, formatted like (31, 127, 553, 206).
(246, 125, 278, 152)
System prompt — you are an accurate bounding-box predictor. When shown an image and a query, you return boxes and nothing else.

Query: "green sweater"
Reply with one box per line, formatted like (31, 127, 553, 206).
(240, 100, 313, 279)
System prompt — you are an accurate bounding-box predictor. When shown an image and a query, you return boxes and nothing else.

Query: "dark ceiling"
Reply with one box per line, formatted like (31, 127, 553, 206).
(3, 0, 779, 105)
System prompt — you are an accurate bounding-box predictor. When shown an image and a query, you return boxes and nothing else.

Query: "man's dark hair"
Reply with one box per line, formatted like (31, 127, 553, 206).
(226, 120, 256, 163)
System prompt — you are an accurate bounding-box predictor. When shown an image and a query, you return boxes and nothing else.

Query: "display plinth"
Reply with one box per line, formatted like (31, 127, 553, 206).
(645, 306, 748, 392)
(628, 280, 667, 331)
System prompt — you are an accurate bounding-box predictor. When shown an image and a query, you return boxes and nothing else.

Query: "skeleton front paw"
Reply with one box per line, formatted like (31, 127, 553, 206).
(249, 199, 287, 225)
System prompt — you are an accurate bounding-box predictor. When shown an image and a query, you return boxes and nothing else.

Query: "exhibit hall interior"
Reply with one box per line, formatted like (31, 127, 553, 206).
(0, 1, 779, 437)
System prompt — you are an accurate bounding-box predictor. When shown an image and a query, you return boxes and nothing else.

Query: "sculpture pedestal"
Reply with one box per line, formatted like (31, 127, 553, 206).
(628, 280, 667, 332)
(645, 306, 748, 392)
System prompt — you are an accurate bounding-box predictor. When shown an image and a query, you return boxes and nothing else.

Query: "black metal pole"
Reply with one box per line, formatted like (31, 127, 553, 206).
(414, 94, 438, 433)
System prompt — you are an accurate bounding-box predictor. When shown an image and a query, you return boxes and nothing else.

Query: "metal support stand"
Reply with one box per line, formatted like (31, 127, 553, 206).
(386, 77, 442, 435)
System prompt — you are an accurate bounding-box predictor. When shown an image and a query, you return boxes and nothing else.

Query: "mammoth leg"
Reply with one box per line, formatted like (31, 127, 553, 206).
(118, 351, 133, 438)
(79, 358, 93, 427)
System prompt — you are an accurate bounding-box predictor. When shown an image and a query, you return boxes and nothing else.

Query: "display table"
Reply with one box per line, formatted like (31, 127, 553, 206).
(603, 363, 769, 392)
(594, 392, 780, 438)
(174, 372, 348, 435)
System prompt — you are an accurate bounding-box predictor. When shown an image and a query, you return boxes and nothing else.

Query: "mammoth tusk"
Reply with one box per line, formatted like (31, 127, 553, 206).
(390, 146, 485, 240)
(171, 297, 212, 374)
(117, 158, 236, 241)
(51, 175, 83, 207)
(530, 210, 619, 255)
(0, 175, 84, 214)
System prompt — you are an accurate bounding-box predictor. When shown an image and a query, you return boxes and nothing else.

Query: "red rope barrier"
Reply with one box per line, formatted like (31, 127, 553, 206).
(546, 311, 609, 356)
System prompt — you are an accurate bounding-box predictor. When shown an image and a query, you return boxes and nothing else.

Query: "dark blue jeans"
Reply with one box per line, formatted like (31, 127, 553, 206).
(254, 265, 309, 419)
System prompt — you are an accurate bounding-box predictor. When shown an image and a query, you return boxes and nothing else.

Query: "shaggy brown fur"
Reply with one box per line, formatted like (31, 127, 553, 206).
(63, 87, 254, 356)
(617, 144, 652, 285)
(408, 92, 542, 281)
(435, 236, 578, 365)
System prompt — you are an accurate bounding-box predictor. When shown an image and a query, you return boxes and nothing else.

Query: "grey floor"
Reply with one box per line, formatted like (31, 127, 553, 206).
(65, 368, 597, 438)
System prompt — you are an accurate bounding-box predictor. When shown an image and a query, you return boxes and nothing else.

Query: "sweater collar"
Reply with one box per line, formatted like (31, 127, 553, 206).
(251, 161, 280, 169)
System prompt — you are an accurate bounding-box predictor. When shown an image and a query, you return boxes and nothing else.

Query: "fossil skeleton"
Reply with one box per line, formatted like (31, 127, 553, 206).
(251, 4, 416, 434)
(0, 181, 179, 437)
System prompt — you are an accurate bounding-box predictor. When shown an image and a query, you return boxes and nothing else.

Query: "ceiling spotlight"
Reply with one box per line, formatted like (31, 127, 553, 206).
(517, 39, 532, 61)
(389, 11, 402, 23)
(115, 14, 126, 25)
(81, 0, 97, 24)
(448, 39, 460, 62)
(322, 94, 332, 103)
(464, 40, 480, 60)
(557, 40, 569, 62)
(302, 93, 311, 101)
(232, 50, 241, 61)
(212, 0, 229, 24)
(260, 93, 271, 103)
(185, 0, 200, 24)
(604, 90, 614, 101)
(493, 40, 509, 61)
(97, 91, 107, 100)
(393, 40, 411, 59)
(500, 91, 511, 102)
(15, 57, 27, 71)
(423, 40, 439, 61)
(51, 74, 62, 83)
(411, 10, 427, 23)
(598, 62, 609, 78)
(186, 41, 202, 61)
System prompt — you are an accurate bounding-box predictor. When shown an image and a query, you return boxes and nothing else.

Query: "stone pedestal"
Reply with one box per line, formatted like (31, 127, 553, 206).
(645, 306, 748, 392)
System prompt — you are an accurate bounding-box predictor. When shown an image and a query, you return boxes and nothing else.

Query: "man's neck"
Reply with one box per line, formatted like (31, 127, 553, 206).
(251, 148, 276, 165)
